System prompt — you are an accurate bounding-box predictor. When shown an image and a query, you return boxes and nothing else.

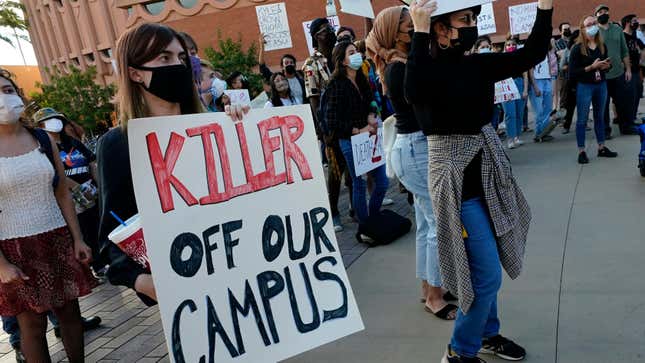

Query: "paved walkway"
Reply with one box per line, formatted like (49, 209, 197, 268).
(0, 105, 643, 362)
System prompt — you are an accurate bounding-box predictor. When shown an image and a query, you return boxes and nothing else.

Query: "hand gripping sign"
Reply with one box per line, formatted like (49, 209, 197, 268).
(127, 105, 364, 363)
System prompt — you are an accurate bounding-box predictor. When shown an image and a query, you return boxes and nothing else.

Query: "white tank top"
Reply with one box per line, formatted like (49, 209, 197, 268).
(0, 148, 66, 240)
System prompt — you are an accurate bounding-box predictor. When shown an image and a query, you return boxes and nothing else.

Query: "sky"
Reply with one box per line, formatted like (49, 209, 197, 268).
(0, 26, 38, 66)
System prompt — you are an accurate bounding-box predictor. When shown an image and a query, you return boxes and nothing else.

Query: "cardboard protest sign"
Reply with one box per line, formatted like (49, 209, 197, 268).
(250, 91, 269, 109)
(339, 0, 375, 19)
(533, 56, 550, 79)
(508, 2, 538, 35)
(303, 16, 341, 56)
(127, 105, 364, 363)
(350, 128, 385, 176)
(256, 2, 292, 51)
(477, 3, 497, 36)
(494, 78, 521, 104)
(224, 89, 251, 106)
(400, 0, 493, 17)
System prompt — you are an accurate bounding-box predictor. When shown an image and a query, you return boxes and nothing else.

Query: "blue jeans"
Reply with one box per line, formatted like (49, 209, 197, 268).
(451, 198, 502, 358)
(390, 131, 441, 286)
(501, 77, 526, 139)
(339, 138, 389, 224)
(576, 82, 607, 148)
(2, 313, 59, 348)
(529, 78, 554, 136)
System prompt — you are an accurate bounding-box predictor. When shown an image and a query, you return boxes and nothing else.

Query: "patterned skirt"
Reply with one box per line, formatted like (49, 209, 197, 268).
(0, 227, 98, 316)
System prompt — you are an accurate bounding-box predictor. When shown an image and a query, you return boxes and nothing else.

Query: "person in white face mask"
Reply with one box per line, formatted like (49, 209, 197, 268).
(0, 71, 97, 362)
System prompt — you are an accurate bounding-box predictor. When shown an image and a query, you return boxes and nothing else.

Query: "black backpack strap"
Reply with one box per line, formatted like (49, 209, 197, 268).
(27, 127, 60, 189)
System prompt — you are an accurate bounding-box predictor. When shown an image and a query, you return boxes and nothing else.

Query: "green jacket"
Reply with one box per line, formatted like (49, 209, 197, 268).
(600, 23, 629, 80)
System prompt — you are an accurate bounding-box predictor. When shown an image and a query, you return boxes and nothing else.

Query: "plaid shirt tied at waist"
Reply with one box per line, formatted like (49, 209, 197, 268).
(426, 125, 532, 313)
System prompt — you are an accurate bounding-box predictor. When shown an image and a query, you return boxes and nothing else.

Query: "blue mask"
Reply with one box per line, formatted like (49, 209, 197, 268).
(348, 53, 363, 70)
(586, 25, 599, 37)
(478, 48, 492, 54)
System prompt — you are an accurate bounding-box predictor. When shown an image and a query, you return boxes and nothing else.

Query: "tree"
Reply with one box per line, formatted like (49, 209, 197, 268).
(203, 33, 264, 97)
(31, 66, 116, 133)
(1, 0, 30, 65)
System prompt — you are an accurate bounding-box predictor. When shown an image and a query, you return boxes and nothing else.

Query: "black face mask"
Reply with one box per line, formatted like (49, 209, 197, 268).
(450, 26, 479, 52)
(324, 32, 338, 48)
(134, 64, 194, 104)
(563, 29, 572, 37)
(285, 64, 296, 75)
(598, 14, 610, 25)
(631, 23, 640, 31)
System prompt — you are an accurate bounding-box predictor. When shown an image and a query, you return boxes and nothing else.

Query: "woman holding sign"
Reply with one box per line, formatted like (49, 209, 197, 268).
(96, 23, 247, 307)
(366, 6, 456, 320)
(325, 41, 389, 228)
(405, 0, 553, 362)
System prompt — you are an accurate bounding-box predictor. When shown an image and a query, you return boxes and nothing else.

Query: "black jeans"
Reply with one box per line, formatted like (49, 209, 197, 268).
(604, 75, 635, 134)
(561, 79, 577, 130)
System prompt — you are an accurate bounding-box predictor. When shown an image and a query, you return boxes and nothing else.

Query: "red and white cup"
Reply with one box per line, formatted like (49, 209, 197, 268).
(108, 214, 150, 271)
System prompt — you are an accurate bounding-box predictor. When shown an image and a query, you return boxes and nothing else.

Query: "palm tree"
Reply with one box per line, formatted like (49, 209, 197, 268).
(0, 0, 30, 64)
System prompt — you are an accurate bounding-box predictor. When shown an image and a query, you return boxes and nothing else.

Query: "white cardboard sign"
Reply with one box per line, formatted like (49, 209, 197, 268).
(224, 89, 252, 106)
(401, 0, 494, 17)
(127, 105, 364, 363)
(533, 56, 551, 79)
(303, 16, 341, 56)
(339, 0, 375, 19)
(494, 78, 521, 104)
(256, 2, 293, 51)
(508, 2, 538, 35)
(477, 3, 497, 36)
(350, 128, 385, 176)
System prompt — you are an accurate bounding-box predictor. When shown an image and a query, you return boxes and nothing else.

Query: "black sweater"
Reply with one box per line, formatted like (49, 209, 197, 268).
(405, 8, 552, 200)
(385, 62, 420, 134)
(96, 127, 156, 306)
(569, 43, 607, 84)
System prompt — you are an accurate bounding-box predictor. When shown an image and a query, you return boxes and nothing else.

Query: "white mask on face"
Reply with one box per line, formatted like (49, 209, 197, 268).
(0, 93, 25, 125)
(42, 118, 64, 133)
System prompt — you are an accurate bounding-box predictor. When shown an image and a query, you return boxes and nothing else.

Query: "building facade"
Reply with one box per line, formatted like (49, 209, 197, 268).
(23, 0, 645, 86)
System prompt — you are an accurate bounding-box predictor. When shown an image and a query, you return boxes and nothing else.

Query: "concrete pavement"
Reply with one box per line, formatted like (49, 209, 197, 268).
(287, 119, 645, 363)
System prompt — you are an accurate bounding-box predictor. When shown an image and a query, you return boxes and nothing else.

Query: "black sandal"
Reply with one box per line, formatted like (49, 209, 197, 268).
(424, 303, 458, 320)
(443, 291, 458, 302)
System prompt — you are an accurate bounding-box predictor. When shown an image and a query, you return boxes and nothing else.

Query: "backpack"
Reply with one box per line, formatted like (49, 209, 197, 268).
(27, 127, 59, 189)
(356, 209, 412, 246)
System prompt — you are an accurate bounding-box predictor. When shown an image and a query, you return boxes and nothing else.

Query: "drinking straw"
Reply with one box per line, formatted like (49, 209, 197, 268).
(109, 211, 128, 227)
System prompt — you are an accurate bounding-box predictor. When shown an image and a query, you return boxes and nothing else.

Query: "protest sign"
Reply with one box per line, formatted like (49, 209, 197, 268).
(256, 2, 292, 51)
(533, 56, 551, 79)
(494, 78, 521, 104)
(303, 16, 341, 56)
(509, 2, 538, 35)
(339, 0, 375, 19)
(350, 128, 385, 176)
(250, 91, 269, 109)
(477, 3, 497, 35)
(224, 89, 251, 106)
(127, 105, 364, 363)
(400, 0, 493, 17)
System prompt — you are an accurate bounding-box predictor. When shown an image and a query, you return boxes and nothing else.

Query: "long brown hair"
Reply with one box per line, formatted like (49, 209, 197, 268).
(331, 41, 371, 98)
(577, 16, 606, 57)
(115, 23, 203, 130)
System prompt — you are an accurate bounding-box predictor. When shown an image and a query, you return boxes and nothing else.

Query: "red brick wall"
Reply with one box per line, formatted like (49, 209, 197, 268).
(166, 0, 645, 70)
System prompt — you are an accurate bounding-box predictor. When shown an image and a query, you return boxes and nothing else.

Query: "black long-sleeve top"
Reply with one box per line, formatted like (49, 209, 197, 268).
(325, 76, 374, 140)
(404, 8, 552, 200)
(96, 127, 156, 306)
(568, 44, 607, 84)
(385, 62, 420, 134)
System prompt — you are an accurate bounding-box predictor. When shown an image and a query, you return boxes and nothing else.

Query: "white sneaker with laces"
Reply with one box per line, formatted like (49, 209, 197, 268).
(507, 140, 517, 149)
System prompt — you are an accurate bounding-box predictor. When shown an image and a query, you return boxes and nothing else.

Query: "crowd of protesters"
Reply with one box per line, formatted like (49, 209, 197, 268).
(0, 0, 643, 362)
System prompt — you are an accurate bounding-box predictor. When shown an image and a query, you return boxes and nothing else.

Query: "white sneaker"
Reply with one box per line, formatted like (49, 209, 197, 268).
(382, 198, 394, 206)
(507, 141, 517, 149)
(514, 138, 524, 146)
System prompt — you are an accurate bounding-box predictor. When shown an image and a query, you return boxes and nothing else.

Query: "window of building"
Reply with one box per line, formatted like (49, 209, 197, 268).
(144, 1, 165, 15)
(178, 0, 198, 8)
